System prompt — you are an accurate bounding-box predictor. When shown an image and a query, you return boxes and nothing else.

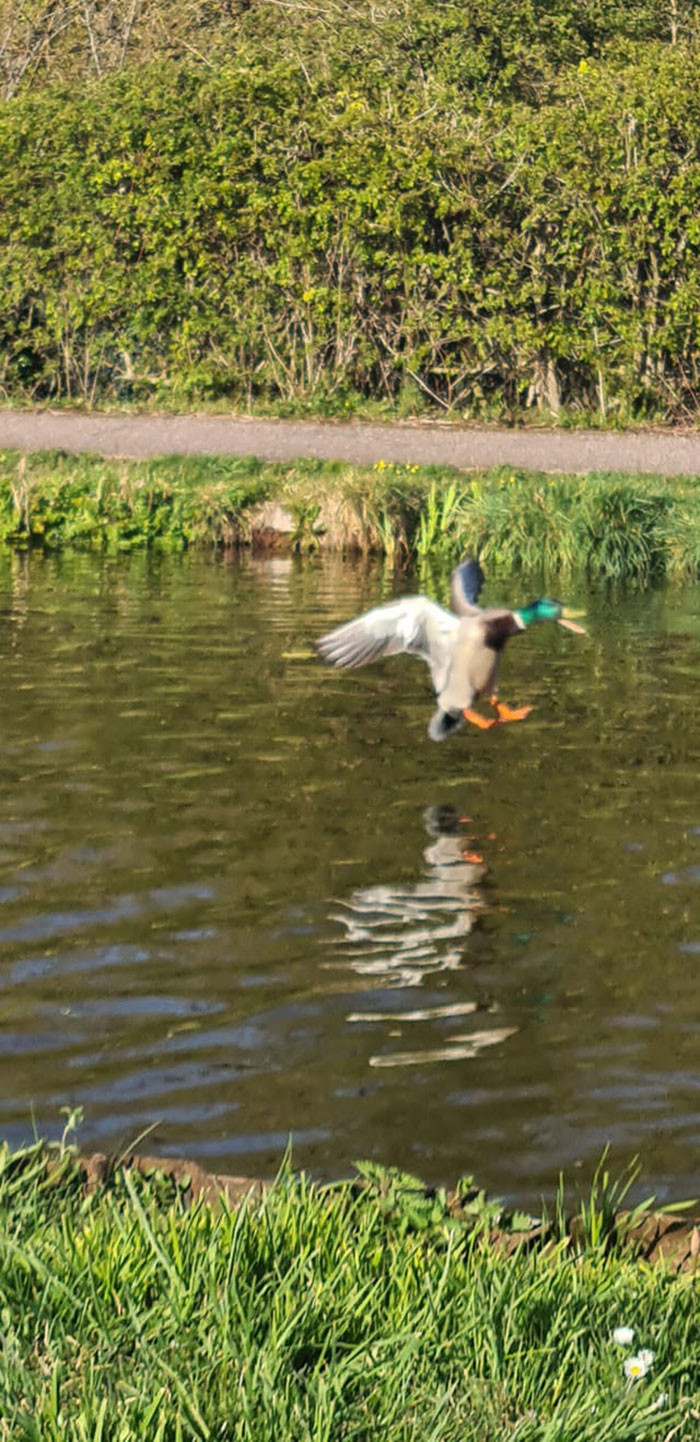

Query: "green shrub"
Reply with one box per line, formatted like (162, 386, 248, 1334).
(2, 0, 694, 103)
(1, 25, 700, 419)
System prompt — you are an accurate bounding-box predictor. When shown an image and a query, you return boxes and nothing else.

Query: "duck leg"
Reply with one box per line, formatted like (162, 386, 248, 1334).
(490, 693, 532, 723)
(462, 695, 534, 729)
(463, 708, 497, 730)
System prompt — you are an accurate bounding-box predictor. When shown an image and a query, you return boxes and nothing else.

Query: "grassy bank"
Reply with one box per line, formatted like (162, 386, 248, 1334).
(2, 450, 700, 581)
(0, 1139, 698, 1440)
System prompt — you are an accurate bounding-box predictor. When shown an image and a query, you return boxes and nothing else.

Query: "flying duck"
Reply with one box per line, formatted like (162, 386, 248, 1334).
(316, 558, 585, 741)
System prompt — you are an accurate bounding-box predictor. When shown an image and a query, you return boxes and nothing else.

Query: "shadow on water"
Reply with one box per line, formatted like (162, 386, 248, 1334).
(0, 549, 698, 1206)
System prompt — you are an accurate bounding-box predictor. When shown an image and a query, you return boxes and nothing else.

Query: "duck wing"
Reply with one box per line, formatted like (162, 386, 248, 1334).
(450, 558, 485, 617)
(317, 596, 459, 695)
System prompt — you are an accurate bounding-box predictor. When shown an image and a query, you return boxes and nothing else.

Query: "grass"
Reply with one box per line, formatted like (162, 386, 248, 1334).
(2, 450, 700, 581)
(0, 1136, 699, 1440)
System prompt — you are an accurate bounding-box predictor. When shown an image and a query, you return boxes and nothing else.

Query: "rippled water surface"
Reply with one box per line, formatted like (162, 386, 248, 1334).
(0, 550, 699, 1205)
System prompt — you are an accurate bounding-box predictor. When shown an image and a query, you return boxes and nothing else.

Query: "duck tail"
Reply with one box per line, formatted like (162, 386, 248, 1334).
(428, 709, 464, 743)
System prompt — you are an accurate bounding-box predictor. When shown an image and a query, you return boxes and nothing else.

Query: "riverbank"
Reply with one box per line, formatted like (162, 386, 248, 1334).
(2, 448, 700, 581)
(1, 1137, 698, 1439)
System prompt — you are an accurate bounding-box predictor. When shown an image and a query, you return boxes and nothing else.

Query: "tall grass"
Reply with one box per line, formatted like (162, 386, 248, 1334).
(373, 468, 700, 581)
(0, 1139, 698, 1439)
(1, 450, 700, 581)
(454, 475, 679, 581)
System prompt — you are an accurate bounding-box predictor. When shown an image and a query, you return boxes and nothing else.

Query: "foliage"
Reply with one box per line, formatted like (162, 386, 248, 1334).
(1, 12, 700, 419)
(415, 483, 462, 560)
(0, 451, 272, 551)
(354, 1160, 538, 1237)
(2, 450, 700, 581)
(0, 1138, 698, 1438)
(453, 473, 683, 581)
(2, 0, 696, 102)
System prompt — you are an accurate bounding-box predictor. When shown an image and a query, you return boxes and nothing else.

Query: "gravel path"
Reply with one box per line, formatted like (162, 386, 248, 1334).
(1, 409, 700, 477)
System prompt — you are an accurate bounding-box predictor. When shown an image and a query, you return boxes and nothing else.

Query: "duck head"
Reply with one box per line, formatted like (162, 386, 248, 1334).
(514, 598, 587, 634)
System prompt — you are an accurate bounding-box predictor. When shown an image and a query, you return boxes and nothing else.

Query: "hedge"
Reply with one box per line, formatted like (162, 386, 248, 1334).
(2, 20, 700, 419)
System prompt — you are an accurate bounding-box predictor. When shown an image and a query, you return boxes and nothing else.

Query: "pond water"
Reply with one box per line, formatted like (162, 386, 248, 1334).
(0, 550, 698, 1207)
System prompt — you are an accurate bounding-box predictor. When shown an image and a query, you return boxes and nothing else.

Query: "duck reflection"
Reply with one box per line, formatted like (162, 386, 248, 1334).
(327, 805, 487, 989)
(326, 805, 517, 1068)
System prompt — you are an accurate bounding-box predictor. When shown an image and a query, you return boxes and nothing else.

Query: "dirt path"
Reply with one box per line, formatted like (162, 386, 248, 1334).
(1, 409, 700, 476)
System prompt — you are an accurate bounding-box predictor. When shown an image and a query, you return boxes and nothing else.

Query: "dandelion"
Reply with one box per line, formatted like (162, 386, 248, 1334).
(612, 1326, 635, 1347)
(624, 1353, 653, 1383)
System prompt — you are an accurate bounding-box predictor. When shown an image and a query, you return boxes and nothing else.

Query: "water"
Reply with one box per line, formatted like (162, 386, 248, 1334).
(0, 549, 698, 1207)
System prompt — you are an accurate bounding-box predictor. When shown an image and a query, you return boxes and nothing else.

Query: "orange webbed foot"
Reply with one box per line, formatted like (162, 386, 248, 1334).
(463, 707, 497, 730)
(494, 702, 533, 723)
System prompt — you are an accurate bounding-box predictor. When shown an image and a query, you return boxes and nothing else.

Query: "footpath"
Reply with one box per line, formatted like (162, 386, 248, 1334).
(1, 410, 700, 476)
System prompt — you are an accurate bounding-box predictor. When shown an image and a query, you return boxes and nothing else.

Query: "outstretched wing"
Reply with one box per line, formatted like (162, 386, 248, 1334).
(316, 596, 459, 695)
(451, 557, 485, 617)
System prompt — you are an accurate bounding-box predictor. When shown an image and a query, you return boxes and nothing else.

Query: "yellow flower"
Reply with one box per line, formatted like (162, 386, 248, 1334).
(578, 58, 590, 75)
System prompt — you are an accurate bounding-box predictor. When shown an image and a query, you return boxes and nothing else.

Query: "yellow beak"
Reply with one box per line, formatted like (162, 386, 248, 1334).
(558, 606, 586, 635)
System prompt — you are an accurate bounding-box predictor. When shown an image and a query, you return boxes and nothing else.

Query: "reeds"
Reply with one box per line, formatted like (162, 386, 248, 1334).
(453, 474, 677, 582)
(2, 450, 700, 581)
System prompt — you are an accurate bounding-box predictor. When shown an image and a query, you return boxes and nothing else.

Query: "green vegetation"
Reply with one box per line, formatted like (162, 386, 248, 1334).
(1, 2, 700, 421)
(2, 449, 700, 581)
(0, 1136, 698, 1439)
(3, 0, 694, 101)
(0, 451, 272, 552)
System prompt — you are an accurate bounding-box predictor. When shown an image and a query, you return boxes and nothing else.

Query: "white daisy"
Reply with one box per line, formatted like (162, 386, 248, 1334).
(624, 1353, 653, 1383)
(612, 1326, 635, 1347)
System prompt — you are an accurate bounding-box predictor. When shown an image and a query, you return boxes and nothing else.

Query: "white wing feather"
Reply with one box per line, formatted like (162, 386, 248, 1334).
(316, 597, 459, 695)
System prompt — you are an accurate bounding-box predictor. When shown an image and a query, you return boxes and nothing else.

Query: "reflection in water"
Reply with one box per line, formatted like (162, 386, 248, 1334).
(328, 806, 517, 1067)
(368, 1028, 518, 1070)
(328, 806, 487, 988)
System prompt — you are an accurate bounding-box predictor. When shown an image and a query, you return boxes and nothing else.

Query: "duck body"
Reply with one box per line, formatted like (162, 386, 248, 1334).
(429, 607, 521, 740)
(316, 558, 584, 743)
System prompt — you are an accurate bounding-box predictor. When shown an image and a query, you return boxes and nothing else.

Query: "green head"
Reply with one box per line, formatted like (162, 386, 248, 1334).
(515, 599, 587, 633)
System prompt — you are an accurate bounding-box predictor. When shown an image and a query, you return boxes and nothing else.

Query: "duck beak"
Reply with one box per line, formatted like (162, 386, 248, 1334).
(558, 607, 587, 635)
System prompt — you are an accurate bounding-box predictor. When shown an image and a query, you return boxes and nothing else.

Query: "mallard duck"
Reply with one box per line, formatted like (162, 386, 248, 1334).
(316, 558, 585, 741)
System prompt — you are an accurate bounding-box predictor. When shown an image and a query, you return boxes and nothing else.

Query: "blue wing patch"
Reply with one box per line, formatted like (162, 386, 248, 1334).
(453, 557, 485, 608)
